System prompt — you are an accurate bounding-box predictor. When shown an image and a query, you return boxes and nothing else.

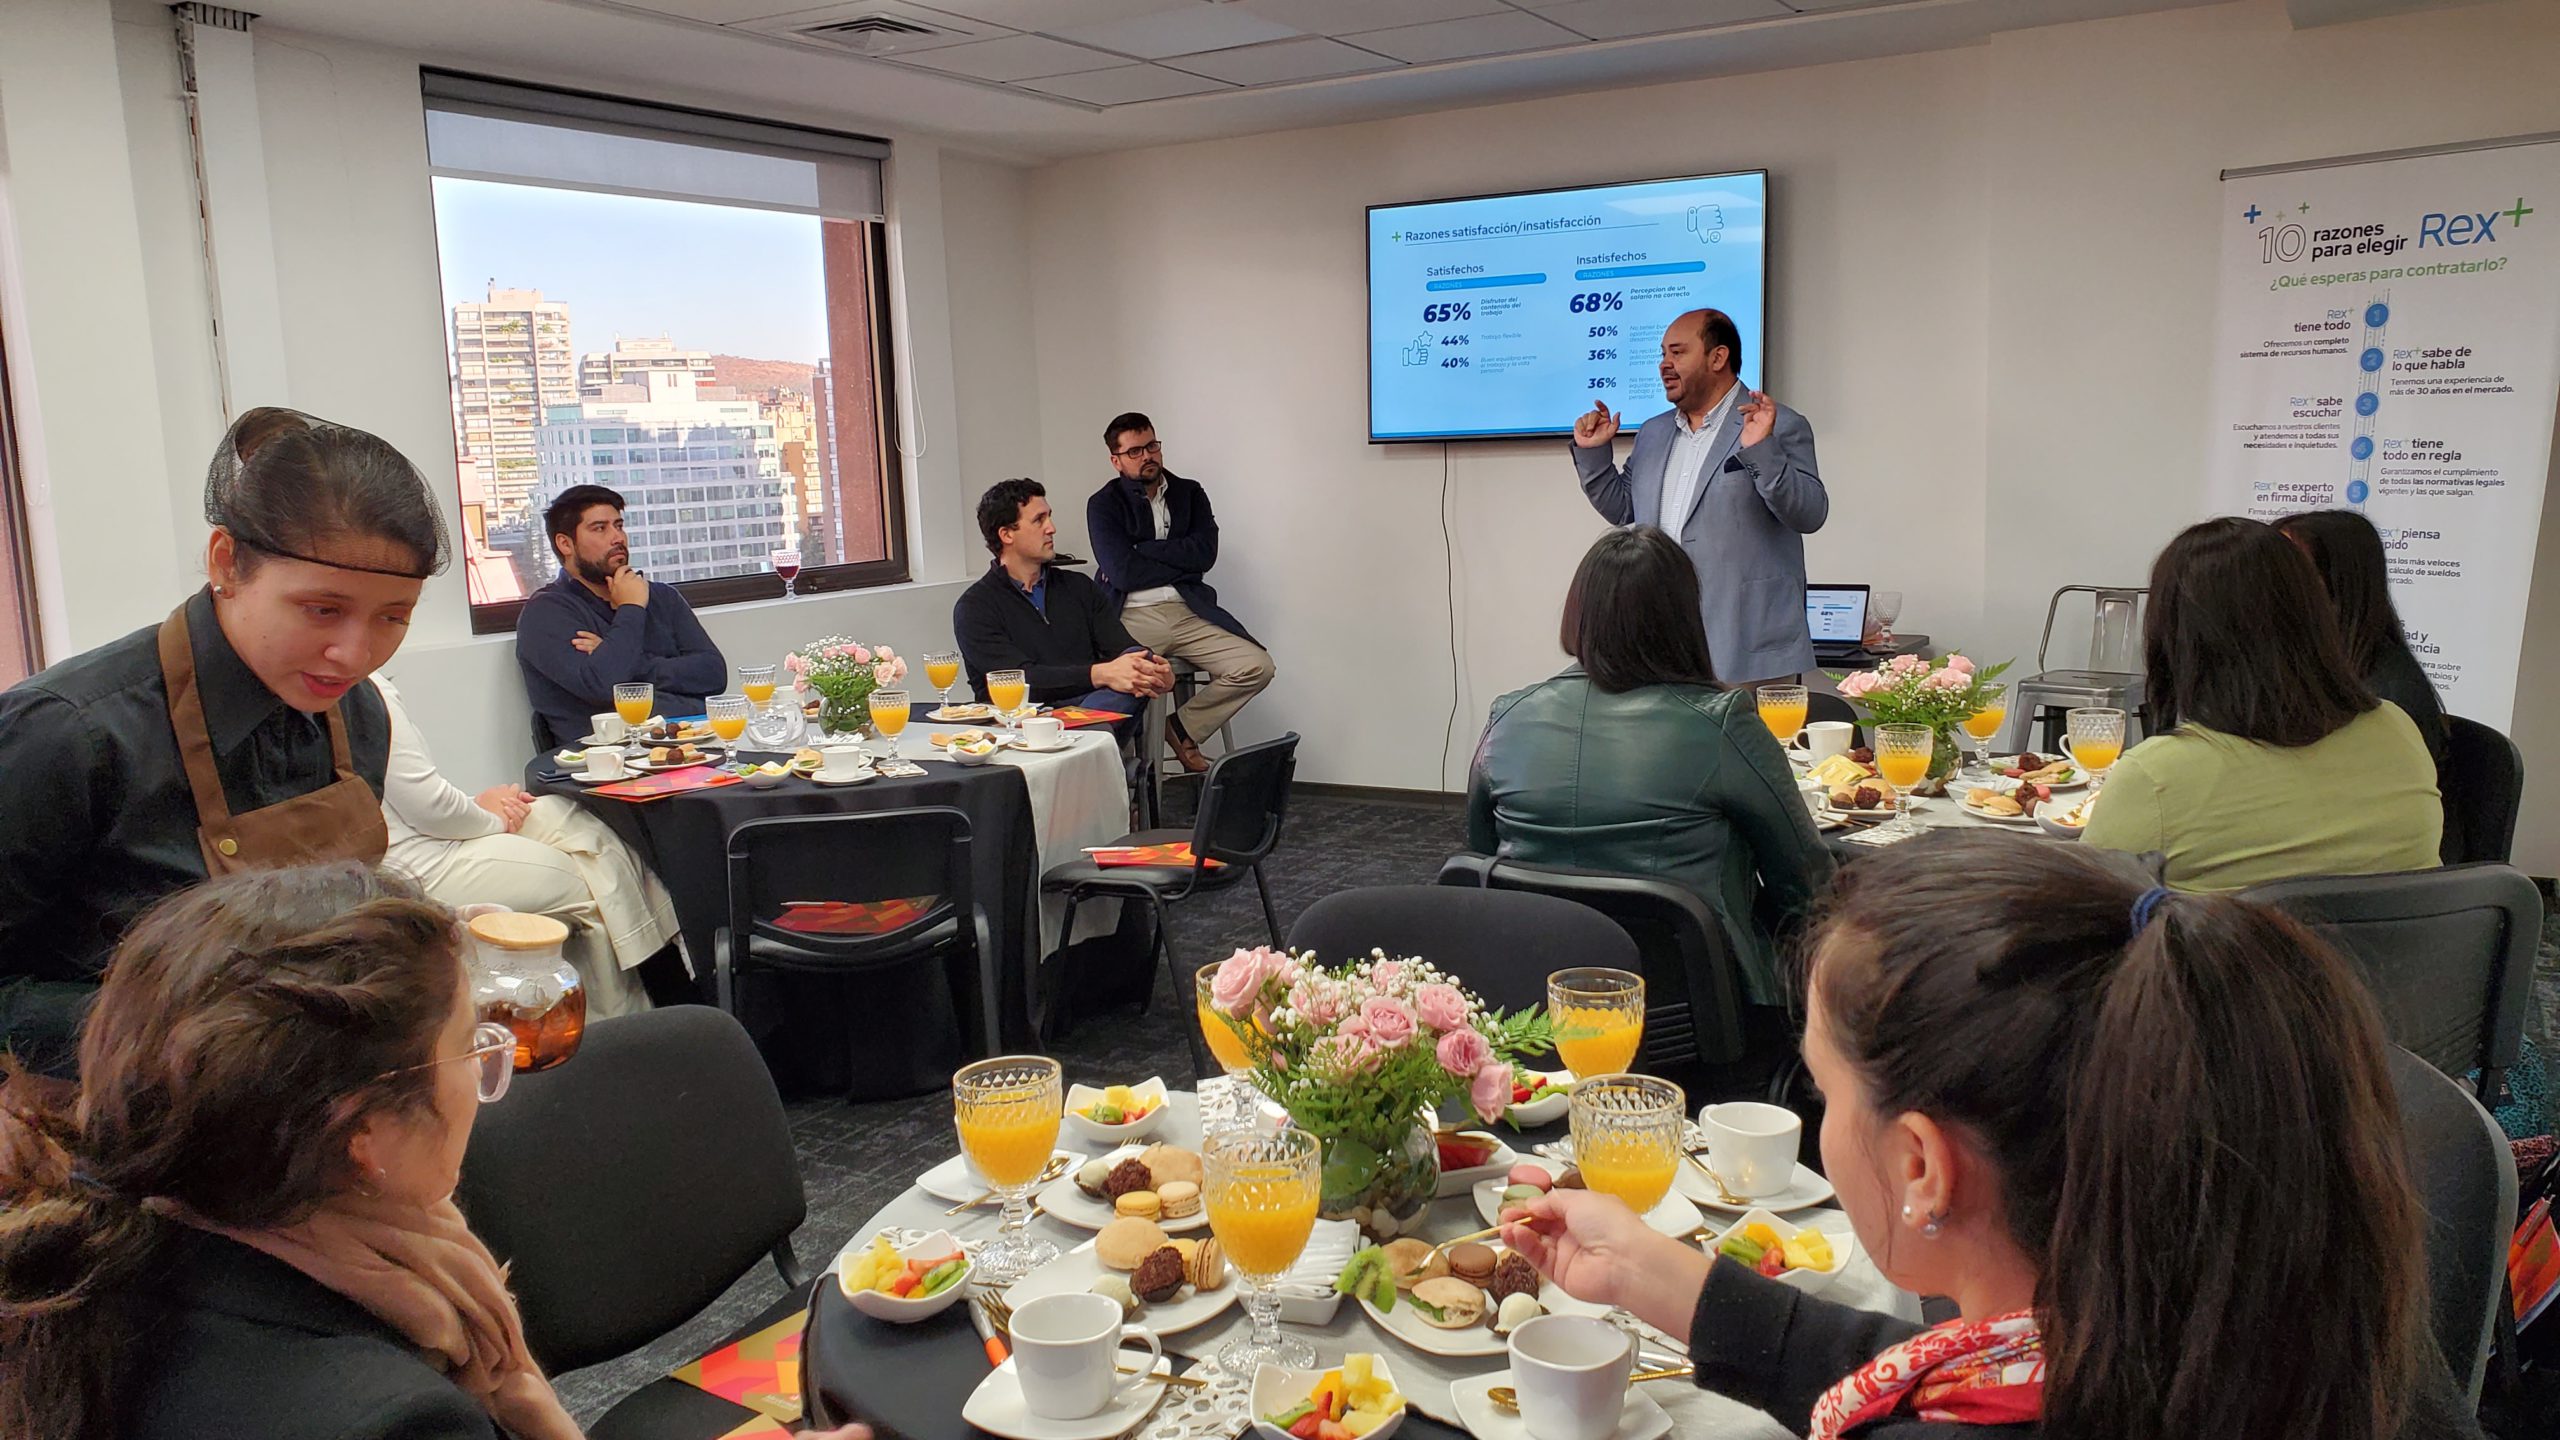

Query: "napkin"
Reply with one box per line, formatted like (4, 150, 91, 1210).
(1842, 824, 1922, 848)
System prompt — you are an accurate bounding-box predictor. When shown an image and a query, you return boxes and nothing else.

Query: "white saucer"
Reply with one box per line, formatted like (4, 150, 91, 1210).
(578, 731, 641, 748)
(1010, 735, 1076, 753)
(1036, 1144, 1210, 1233)
(1476, 1157, 1702, 1237)
(1448, 1371, 1671, 1440)
(961, 1351, 1172, 1440)
(1003, 1238, 1239, 1335)
(809, 769, 876, 786)
(1676, 1161, 1835, 1214)
(568, 772, 629, 785)
(915, 1148, 1087, 1206)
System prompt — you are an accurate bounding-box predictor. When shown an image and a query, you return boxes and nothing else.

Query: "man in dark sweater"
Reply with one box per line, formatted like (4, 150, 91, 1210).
(954, 479, 1173, 717)
(515, 485, 728, 748)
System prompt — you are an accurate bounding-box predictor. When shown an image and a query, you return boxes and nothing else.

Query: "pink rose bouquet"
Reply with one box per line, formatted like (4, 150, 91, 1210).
(789, 633, 905, 733)
(1827, 650, 2011, 732)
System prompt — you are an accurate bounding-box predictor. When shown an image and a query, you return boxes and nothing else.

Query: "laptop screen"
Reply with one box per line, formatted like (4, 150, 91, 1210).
(1806, 585, 1869, 646)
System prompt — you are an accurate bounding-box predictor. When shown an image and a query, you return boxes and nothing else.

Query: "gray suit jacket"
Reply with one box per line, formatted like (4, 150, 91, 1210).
(1570, 396, 1828, 681)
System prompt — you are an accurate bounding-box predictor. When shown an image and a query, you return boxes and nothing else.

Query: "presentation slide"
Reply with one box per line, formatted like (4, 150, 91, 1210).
(1367, 172, 1767, 442)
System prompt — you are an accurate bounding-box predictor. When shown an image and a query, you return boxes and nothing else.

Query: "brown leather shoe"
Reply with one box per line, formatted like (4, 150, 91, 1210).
(1167, 721, 1210, 774)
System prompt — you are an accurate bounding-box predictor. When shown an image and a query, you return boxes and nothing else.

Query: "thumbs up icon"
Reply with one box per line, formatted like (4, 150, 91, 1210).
(1402, 334, 1434, 366)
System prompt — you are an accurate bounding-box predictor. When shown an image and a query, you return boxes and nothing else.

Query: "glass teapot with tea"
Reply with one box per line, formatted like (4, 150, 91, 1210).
(464, 910, 586, 1072)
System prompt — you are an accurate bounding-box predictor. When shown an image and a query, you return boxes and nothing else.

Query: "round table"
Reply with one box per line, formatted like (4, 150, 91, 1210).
(801, 1091, 1918, 1440)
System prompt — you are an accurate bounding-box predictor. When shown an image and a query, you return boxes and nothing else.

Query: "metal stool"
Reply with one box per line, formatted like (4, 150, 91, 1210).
(2004, 586, 2150, 753)
(1137, 665, 1236, 829)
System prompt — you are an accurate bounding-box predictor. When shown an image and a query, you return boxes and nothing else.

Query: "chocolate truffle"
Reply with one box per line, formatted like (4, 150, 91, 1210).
(1103, 1157, 1154, 1200)
(1489, 1250, 1539, 1302)
(1132, 1245, 1187, 1303)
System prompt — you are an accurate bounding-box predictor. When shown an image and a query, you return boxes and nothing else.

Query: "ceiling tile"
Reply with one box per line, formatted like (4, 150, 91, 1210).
(904, 0, 1195, 25)
(1349, 11, 1582, 63)
(1230, 0, 1507, 35)
(892, 32, 1130, 78)
(1529, 0, 1791, 40)
(1018, 63, 1235, 104)
(1167, 35, 1399, 84)
(1046, 6, 1302, 59)
(607, 0, 861, 21)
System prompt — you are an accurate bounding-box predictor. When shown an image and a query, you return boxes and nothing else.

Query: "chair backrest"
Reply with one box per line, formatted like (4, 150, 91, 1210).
(1193, 733, 1299, 867)
(454, 1007, 807, 1373)
(1288, 885, 1637, 1021)
(2387, 1046, 2519, 1404)
(726, 808, 973, 963)
(1438, 855, 1747, 1067)
(2439, 715, 2523, 865)
(2034, 585, 2147, 673)
(2242, 863, 2542, 1102)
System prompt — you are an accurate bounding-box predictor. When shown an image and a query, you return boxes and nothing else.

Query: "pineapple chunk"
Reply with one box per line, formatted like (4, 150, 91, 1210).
(1782, 1230, 1836, 1272)
(843, 1235, 901, 1292)
(1345, 1408, 1395, 1437)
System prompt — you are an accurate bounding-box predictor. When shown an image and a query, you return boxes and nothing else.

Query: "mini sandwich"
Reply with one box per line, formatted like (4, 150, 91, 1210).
(1409, 1277, 1487, 1329)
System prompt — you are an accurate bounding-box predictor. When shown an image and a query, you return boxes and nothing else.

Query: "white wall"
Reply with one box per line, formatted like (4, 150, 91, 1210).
(1022, 0, 2560, 853)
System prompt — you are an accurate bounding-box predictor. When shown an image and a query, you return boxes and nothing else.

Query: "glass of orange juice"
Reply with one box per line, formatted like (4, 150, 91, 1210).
(866, 688, 910, 763)
(739, 664, 778, 709)
(1548, 967, 1644, 1080)
(1204, 1127, 1320, 1372)
(952, 1055, 1063, 1284)
(1570, 1074, 1685, 1216)
(1756, 684, 1808, 749)
(924, 652, 962, 714)
(1873, 722, 1934, 837)
(613, 682, 654, 729)
(1960, 682, 2008, 780)
(986, 669, 1028, 723)
(705, 694, 750, 752)
(2066, 706, 2127, 791)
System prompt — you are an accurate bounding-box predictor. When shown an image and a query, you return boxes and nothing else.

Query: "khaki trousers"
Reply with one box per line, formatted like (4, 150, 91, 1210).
(1117, 601, 1275, 740)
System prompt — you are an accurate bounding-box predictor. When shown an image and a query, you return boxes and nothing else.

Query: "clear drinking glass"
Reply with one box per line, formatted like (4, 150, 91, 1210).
(1960, 682, 2009, 779)
(1569, 1074, 1686, 1216)
(1872, 722, 1934, 837)
(739, 664, 779, 710)
(924, 652, 962, 715)
(1204, 1127, 1321, 1373)
(866, 688, 910, 763)
(2067, 707, 2128, 791)
(951, 1055, 1063, 1286)
(771, 548, 803, 597)
(986, 669, 1029, 723)
(612, 682, 654, 730)
(1196, 967, 1259, 1135)
(704, 694, 751, 755)
(1867, 590, 1904, 648)
(1548, 967, 1644, 1080)
(1756, 684, 1808, 749)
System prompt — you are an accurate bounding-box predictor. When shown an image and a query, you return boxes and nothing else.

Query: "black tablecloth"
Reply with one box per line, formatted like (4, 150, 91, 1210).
(527, 754, 1043, 1082)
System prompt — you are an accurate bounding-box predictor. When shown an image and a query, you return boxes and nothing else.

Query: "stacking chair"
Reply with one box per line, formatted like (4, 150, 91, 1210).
(1437, 854, 1749, 1070)
(718, 807, 997, 1072)
(1287, 884, 1638, 1023)
(1043, 733, 1298, 1073)
(2003, 585, 2148, 753)
(2439, 714, 2524, 865)
(455, 1007, 810, 1440)
(1804, 691, 1862, 747)
(2243, 862, 2541, 1104)
(2387, 1046, 2519, 1404)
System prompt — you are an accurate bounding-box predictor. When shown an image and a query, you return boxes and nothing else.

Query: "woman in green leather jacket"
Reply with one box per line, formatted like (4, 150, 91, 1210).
(1466, 526, 1833, 1003)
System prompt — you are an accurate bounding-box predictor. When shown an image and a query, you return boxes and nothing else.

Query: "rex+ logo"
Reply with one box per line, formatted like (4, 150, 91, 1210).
(2419, 197, 2532, 248)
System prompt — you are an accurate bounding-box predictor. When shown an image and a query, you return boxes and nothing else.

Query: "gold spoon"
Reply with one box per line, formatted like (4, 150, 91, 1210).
(1683, 1150, 1749, 1208)
(945, 1153, 1074, 1215)
(1487, 1366, 1693, 1413)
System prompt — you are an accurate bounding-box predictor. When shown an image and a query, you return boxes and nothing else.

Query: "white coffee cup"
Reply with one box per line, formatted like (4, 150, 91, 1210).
(1508, 1314, 1634, 1440)
(1009, 1292, 1163, 1421)
(1796, 777, 1828, 819)
(819, 744, 867, 780)
(1020, 715, 1065, 748)
(592, 711, 627, 743)
(1803, 720, 1854, 763)
(1699, 1100, 1803, 1199)
(582, 748, 628, 781)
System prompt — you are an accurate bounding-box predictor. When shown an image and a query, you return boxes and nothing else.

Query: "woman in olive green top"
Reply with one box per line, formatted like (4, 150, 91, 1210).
(2082, 517, 2440, 891)
(1467, 526, 1832, 1002)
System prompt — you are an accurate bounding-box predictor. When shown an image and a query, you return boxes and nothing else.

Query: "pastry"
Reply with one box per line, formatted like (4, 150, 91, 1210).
(1379, 1237, 1448, 1291)
(1494, 1292, 1545, 1335)
(1489, 1251, 1539, 1302)
(1139, 1144, 1203, 1189)
(1553, 1168, 1587, 1190)
(1103, 1157, 1155, 1200)
(1156, 1179, 1201, 1219)
(1096, 1216, 1169, 1271)
(1446, 1242, 1497, 1285)
(649, 746, 678, 764)
(791, 747, 821, 767)
(1507, 1164, 1553, 1192)
(1132, 1246, 1187, 1304)
(1089, 1275, 1139, 1318)
(1184, 1238, 1227, 1292)
(1074, 1159, 1115, 1198)
(1115, 1190, 1162, 1220)
(1410, 1277, 1486, 1329)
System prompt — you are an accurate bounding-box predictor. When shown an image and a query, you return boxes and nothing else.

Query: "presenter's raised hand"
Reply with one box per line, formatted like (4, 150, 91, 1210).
(1738, 390, 1777, 450)
(1571, 401, 1621, 449)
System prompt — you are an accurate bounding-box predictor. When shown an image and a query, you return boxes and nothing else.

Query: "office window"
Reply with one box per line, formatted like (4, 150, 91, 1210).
(0, 308, 39, 686)
(424, 72, 906, 631)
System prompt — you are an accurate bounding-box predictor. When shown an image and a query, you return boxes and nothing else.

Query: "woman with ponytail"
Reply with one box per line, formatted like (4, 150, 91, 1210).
(0, 864, 868, 1440)
(1499, 831, 2482, 1439)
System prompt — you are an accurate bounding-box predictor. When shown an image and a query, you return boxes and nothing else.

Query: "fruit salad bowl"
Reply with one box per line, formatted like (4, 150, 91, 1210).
(1714, 1209, 1855, 1297)
(1251, 1353, 1407, 1440)
(1065, 1077, 1169, 1144)
(839, 1229, 973, 1322)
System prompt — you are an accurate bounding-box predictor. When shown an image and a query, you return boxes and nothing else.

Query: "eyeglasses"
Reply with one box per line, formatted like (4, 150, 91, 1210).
(380, 1021, 517, 1103)
(1112, 440, 1164, 459)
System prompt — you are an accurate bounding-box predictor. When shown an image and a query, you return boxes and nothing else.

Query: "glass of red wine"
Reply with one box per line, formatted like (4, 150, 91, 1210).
(772, 547, 803, 597)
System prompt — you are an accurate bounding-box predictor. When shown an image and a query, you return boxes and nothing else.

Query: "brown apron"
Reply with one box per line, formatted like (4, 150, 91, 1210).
(155, 603, 389, 876)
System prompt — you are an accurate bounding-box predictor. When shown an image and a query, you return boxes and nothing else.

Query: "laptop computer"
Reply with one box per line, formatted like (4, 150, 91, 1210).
(1806, 584, 1871, 661)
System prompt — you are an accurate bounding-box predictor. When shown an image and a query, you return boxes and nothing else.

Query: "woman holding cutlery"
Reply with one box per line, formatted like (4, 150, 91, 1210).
(1500, 833, 2481, 1440)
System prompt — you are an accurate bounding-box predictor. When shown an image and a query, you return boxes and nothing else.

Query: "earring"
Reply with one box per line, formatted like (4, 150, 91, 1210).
(1922, 1213, 1944, 1239)
(1900, 1204, 1913, 1221)
(211, 585, 230, 598)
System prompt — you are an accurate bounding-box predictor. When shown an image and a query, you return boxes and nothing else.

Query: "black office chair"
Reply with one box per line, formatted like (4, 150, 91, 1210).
(1804, 691, 1863, 746)
(2243, 862, 2541, 1104)
(1437, 854, 1748, 1070)
(1042, 733, 1298, 1072)
(455, 1008, 810, 1440)
(719, 808, 997, 1085)
(1287, 884, 1638, 1025)
(2388, 1046, 2520, 1404)
(2440, 715, 2524, 865)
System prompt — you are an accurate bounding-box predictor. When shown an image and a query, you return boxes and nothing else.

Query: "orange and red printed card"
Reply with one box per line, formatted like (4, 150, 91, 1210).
(591, 765, 745, 802)
(1088, 842, 1222, 870)
(774, 896, 940, 936)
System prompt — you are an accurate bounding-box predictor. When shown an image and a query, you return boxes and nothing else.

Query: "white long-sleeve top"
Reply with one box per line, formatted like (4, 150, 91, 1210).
(375, 675, 505, 849)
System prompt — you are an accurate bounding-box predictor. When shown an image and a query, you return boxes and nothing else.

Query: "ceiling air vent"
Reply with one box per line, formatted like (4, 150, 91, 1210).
(786, 7, 981, 57)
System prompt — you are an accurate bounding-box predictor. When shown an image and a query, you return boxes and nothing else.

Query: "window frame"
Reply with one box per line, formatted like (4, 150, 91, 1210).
(0, 300, 41, 682)
(427, 77, 910, 636)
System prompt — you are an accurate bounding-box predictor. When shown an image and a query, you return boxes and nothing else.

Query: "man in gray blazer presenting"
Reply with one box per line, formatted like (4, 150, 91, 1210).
(1569, 308, 1827, 687)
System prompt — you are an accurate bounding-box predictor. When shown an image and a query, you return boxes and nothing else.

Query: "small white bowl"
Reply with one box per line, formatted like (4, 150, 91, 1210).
(1249, 1355, 1407, 1440)
(840, 1229, 973, 1322)
(947, 742, 1001, 768)
(1064, 1077, 1169, 1145)
(1503, 1069, 1575, 1128)
(2033, 799, 2086, 841)
(1717, 1208, 1854, 1296)
(741, 766, 788, 790)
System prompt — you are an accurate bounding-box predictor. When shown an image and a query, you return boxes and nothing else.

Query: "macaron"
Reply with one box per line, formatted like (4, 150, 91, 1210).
(1507, 1163, 1554, 1192)
(1446, 1242, 1497, 1285)
(1115, 1190, 1162, 1220)
(1157, 1179, 1201, 1219)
